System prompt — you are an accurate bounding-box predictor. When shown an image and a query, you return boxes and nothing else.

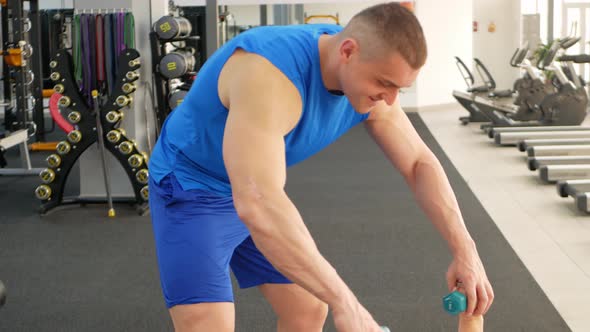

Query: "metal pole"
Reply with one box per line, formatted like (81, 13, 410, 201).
(2, 1, 12, 131)
(29, 0, 45, 141)
(273, 4, 289, 26)
(205, 0, 219, 60)
(12, 0, 28, 132)
(93, 90, 115, 218)
(260, 5, 267, 26)
(294, 4, 304, 25)
(548, 0, 554, 42)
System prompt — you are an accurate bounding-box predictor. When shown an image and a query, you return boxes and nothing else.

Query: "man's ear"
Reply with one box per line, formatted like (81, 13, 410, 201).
(339, 38, 359, 63)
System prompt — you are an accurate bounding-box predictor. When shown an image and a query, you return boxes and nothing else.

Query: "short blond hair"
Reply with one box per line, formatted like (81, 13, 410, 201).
(341, 2, 427, 69)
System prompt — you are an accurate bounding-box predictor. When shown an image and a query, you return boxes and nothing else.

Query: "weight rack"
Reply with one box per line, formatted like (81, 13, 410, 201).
(34, 48, 149, 215)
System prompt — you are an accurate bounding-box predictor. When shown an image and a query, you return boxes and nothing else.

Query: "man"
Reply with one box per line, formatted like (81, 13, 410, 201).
(148, 3, 494, 331)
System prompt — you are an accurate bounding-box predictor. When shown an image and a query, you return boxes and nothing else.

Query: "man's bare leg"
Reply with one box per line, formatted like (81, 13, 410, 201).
(259, 283, 328, 332)
(169, 302, 235, 332)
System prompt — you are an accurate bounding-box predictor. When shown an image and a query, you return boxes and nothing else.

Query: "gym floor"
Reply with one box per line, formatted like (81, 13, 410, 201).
(0, 110, 578, 331)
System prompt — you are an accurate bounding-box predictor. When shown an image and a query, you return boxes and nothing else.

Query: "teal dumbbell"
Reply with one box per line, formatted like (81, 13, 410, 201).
(381, 327, 391, 332)
(442, 290, 467, 315)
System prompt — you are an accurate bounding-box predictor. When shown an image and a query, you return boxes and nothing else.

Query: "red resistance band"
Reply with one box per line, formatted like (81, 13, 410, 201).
(49, 93, 75, 133)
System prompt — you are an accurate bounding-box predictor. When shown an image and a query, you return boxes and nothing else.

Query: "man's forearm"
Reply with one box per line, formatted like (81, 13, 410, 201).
(237, 190, 354, 309)
(409, 154, 475, 255)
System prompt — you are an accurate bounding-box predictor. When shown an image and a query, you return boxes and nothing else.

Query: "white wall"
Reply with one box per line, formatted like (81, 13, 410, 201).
(224, 2, 384, 27)
(414, 0, 473, 108)
(172, 0, 475, 108)
(303, 1, 382, 25)
(40, 0, 74, 9)
(226, 5, 261, 26)
(472, 0, 521, 90)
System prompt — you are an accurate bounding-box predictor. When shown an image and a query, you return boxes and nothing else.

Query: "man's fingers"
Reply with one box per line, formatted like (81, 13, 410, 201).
(473, 284, 488, 315)
(483, 281, 494, 315)
(446, 272, 457, 292)
(447, 279, 455, 292)
(465, 285, 477, 315)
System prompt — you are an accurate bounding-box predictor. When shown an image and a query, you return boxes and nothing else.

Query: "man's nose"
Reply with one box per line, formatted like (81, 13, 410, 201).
(379, 89, 398, 106)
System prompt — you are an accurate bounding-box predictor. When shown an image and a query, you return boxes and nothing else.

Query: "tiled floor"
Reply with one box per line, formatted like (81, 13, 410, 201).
(419, 105, 590, 332)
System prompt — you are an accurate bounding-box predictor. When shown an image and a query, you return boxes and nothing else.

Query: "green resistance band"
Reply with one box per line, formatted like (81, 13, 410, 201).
(73, 14, 83, 85)
(124, 12, 135, 49)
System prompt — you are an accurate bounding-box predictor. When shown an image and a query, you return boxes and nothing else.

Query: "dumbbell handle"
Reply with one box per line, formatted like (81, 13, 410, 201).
(459, 313, 484, 332)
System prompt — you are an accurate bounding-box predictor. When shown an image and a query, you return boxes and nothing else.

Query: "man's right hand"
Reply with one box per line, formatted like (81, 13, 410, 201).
(332, 295, 384, 332)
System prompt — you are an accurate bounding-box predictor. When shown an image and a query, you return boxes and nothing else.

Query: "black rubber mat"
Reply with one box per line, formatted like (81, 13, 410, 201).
(0, 113, 570, 331)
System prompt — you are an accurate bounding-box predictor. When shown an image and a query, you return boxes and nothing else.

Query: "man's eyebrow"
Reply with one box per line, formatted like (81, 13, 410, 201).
(382, 78, 411, 88)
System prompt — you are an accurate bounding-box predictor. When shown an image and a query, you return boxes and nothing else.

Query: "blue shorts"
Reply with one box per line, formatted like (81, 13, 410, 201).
(149, 174, 292, 308)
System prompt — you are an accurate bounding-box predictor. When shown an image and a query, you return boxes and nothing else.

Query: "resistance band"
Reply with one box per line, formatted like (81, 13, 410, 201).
(118, 12, 125, 54)
(48, 93, 74, 133)
(104, 14, 115, 96)
(95, 14, 106, 94)
(80, 14, 88, 96)
(81, 14, 92, 105)
(70, 11, 136, 97)
(124, 12, 135, 49)
(73, 14, 82, 85)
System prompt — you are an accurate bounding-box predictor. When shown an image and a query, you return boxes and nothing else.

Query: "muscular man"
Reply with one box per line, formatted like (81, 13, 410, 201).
(148, 3, 494, 331)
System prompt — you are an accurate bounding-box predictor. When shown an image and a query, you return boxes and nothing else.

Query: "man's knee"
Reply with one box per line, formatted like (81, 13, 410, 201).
(277, 300, 328, 331)
(169, 302, 234, 332)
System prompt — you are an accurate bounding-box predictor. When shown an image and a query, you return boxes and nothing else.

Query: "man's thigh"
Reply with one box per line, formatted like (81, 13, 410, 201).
(150, 174, 250, 308)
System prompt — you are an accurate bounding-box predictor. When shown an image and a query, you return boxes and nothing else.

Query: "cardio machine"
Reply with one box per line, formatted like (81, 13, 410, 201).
(471, 37, 587, 128)
(452, 47, 528, 124)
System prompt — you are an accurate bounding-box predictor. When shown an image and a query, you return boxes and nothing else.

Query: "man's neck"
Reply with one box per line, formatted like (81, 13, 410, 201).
(318, 34, 342, 93)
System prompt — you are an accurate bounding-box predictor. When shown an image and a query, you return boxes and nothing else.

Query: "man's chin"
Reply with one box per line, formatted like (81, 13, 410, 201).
(366, 103, 378, 112)
(354, 106, 374, 114)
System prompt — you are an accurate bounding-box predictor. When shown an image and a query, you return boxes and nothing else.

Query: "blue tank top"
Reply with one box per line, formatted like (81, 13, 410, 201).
(149, 24, 369, 195)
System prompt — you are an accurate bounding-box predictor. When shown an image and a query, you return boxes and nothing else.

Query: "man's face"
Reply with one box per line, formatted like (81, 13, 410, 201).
(338, 41, 420, 113)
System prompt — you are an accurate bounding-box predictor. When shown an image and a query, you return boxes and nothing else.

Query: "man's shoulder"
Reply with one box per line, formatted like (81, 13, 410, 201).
(238, 24, 342, 40)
